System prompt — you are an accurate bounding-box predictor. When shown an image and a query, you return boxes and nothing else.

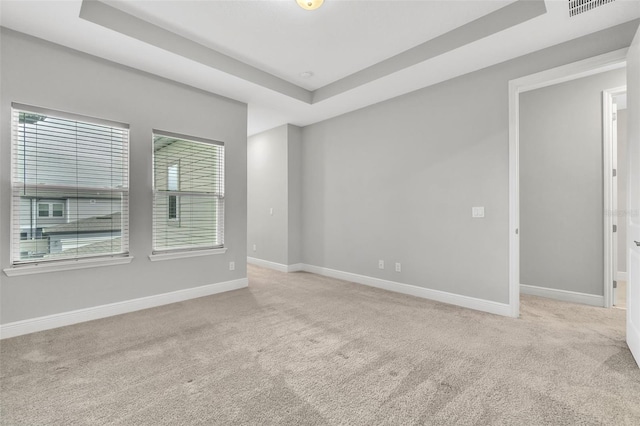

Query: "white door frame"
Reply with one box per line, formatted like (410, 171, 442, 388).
(508, 48, 628, 318)
(603, 87, 627, 307)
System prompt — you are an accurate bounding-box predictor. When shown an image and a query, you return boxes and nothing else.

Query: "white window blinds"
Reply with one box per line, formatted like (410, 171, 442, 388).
(152, 131, 225, 253)
(11, 104, 129, 265)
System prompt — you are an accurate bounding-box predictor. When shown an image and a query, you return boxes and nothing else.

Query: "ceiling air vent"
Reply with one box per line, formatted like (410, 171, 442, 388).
(569, 0, 615, 17)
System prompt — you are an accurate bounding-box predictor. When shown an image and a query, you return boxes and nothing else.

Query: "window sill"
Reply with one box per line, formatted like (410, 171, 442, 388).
(3, 256, 134, 277)
(148, 248, 227, 262)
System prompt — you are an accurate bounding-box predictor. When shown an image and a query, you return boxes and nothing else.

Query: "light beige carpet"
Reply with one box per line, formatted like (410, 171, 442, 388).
(1, 265, 639, 425)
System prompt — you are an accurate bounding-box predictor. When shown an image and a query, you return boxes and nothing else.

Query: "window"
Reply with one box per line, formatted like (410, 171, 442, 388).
(11, 104, 129, 265)
(152, 131, 224, 253)
(167, 162, 179, 221)
(37, 201, 65, 219)
(38, 203, 49, 218)
(52, 203, 64, 217)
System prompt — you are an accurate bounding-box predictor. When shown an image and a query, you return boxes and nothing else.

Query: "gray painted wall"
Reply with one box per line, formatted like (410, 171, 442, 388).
(618, 109, 628, 273)
(520, 69, 626, 296)
(287, 125, 303, 265)
(247, 124, 302, 266)
(247, 125, 289, 264)
(0, 29, 248, 324)
(300, 22, 638, 304)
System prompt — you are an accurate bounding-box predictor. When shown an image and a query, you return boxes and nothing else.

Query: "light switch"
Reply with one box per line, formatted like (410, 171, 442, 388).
(472, 207, 485, 218)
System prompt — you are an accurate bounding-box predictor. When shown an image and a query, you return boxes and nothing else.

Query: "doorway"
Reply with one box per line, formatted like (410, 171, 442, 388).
(507, 48, 628, 318)
(606, 89, 629, 309)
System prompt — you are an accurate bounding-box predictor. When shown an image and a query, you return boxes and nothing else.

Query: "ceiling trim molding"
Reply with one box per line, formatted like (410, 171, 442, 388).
(79, 0, 547, 106)
(312, 0, 547, 103)
(79, 0, 313, 103)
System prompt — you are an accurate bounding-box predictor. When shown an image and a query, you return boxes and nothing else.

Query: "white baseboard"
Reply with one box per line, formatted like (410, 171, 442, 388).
(0, 278, 248, 340)
(617, 271, 628, 281)
(247, 257, 302, 273)
(287, 263, 304, 272)
(520, 284, 604, 307)
(301, 264, 512, 317)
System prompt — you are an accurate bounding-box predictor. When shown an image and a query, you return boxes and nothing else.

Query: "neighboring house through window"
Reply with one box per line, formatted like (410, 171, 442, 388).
(152, 130, 224, 253)
(167, 162, 179, 221)
(10, 104, 129, 264)
(37, 201, 65, 218)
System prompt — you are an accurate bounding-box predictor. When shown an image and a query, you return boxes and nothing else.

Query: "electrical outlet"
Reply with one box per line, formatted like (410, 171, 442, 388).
(395, 262, 401, 272)
(253, 244, 257, 252)
(472, 206, 485, 218)
(229, 261, 235, 271)
(378, 260, 384, 269)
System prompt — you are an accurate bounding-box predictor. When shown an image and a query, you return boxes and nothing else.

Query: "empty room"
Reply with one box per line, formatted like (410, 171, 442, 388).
(1, 0, 640, 424)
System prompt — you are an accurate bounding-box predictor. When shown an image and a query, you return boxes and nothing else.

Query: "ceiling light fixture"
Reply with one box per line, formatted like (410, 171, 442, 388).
(296, 0, 324, 11)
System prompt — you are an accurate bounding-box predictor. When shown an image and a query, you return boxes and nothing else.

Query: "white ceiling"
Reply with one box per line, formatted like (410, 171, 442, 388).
(107, 0, 514, 91)
(1, 0, 639, 136)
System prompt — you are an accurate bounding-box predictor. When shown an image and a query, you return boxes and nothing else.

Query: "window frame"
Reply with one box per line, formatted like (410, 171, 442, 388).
(151, 129, 225, 255)
(8, 103, 131, 269)
(38, 203, 50, 218)
(52, 202, 65, 218)
(36, 201, 66, 219)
